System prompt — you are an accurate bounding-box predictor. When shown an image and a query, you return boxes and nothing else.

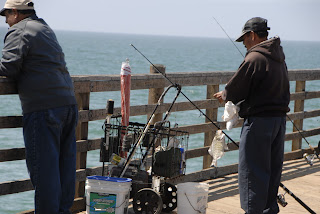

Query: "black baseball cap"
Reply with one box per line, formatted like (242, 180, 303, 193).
(235, 17, 270, 42)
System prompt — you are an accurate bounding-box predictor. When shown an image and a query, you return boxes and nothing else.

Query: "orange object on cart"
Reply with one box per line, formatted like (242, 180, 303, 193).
(120, 59, 131, 157)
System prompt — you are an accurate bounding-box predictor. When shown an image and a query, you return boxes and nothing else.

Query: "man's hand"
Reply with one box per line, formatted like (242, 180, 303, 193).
(213, 90, 226, 104)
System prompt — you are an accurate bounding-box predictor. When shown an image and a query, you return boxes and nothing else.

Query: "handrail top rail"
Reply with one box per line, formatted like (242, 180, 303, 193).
(1, 68, 320, 83)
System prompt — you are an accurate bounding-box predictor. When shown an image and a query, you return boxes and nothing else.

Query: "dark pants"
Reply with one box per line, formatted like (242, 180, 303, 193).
(238, 116, 286, 214)
(23, 105, 78, 214)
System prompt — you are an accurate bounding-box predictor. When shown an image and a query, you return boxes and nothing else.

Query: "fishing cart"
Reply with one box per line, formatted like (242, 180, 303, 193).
(100, 84, 189, 214)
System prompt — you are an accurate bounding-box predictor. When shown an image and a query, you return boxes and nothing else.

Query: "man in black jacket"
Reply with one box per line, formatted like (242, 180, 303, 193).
(214, 17, 290, 214)
(0, 0, 77, 213)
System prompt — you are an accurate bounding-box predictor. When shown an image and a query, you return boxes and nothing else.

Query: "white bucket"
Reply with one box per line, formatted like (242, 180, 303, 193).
(85, 176, 132, 214)
(177, 182, 209, 214)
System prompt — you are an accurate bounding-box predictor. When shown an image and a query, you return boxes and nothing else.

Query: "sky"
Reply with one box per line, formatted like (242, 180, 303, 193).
(0, 0, 319, 42)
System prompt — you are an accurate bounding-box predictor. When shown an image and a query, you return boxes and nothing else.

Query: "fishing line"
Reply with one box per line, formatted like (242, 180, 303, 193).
(130, 44, 239, 148)
(286, 114, 320, 159)
(213, 17, 245, 58)
(212, 16, 317, 213)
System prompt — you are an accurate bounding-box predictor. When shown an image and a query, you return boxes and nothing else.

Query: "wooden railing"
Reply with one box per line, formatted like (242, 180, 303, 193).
(1, 67, 320, 213)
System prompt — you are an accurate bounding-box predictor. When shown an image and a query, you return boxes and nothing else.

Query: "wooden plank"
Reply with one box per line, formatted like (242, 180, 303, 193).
(0, 77, 17, 95)
(76, 139, 102, 153)
(17, 209, 34, 214)
(186, 146, 210, 159)
(1, 100, 319, 129)
(0, 167, 104, 196)
(288, 69, 320, 81)
(0, 115, 23, 129)
(0, 139, 101, 162)
(148, 64, 165, 124)
(3, 107, 319, 130)
(0, 147, 25, 162)
(290, 91, 320, 100)
(63, 100, 320, 124)
(1, 148, 314, 196)
(2, 106, 320, 129)
(69, 69, 320, 82)
(292, 81, 305, 150)
(2, 128, 316, 163)
(71, 197, 86, 214)
(0, 179, 33, 196)
(71, 71, 234, 92)
(1, 69, 320, 95)
(75, 92, 90, 198)
(167, 164, 239, 185)
(287, 109, 320, 121)
(283, 148, 315, 161)
(203, 85, 219, 169)
(17, 197, 86, 214)
(285, 127, 320, 141)
(76, 99, 221, 123)
(0, 100, 319, 131)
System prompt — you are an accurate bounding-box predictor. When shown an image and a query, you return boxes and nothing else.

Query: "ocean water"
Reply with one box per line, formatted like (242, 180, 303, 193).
(0, 27, 320, 213)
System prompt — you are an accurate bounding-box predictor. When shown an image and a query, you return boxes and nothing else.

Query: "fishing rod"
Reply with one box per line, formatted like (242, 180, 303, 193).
(286, 114, 320, 165)
(212, 16, 317, 213)
(130, 44, 239, 149)
(279, 183, 316, 214)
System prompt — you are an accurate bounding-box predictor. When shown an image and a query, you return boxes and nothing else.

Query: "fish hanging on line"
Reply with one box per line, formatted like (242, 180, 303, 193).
(208, 130, 228, 167)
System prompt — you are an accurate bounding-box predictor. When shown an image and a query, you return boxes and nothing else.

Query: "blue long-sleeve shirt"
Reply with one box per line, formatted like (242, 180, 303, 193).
(0, 14, 77, 114)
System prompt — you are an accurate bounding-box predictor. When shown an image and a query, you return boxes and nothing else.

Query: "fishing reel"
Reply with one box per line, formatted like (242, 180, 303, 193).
(277, 193, 288, 207)
(303, 153, 315, 166)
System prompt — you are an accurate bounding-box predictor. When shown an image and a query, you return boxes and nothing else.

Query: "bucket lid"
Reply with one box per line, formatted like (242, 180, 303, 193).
(87, 176, 132, 183)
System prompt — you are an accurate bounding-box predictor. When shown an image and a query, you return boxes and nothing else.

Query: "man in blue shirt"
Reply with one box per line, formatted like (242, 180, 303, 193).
(0, 0, 78, 213)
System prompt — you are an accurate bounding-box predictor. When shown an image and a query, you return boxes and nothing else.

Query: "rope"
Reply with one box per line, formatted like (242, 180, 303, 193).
(184, 192, 206, 214)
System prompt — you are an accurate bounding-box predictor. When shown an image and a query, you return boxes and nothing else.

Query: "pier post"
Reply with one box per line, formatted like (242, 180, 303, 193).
(148, 64, 165, 124)
(75, 92, 89, 198)
(292, 81, 305, 151)
(203, 85, 219, 169)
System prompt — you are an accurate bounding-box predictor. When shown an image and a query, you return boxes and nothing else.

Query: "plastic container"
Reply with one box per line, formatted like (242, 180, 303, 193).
(177, 182, 209, 214)
(86, 176, 132, 214)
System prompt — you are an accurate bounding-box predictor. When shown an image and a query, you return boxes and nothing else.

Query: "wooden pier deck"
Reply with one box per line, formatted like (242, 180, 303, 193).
(78, 158, 320, 214)
(205, 158, 320, 214)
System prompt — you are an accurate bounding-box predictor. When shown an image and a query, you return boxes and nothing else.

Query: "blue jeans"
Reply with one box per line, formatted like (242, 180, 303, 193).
(238, 116, 286, 214)
(23, 105, 78, 214)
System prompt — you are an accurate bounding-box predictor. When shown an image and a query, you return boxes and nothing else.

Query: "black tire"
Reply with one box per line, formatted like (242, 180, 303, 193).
(133, 188, 163, 214)
(160, 183, 178, 212)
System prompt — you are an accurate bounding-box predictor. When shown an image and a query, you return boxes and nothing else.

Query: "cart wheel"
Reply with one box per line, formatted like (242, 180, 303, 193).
(133, 188, 163, 214)
(160, 183, 178, 212)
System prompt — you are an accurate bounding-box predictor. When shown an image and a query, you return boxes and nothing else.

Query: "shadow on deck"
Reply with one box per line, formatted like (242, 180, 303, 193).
(206, 158, 320, 214)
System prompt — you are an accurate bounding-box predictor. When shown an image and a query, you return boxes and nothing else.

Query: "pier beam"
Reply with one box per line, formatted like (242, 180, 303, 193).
(203, 85, 219, 169)
(292, 81, 305, 151)
(75, 92, 89, 198)
(148, 64, 166, 124)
